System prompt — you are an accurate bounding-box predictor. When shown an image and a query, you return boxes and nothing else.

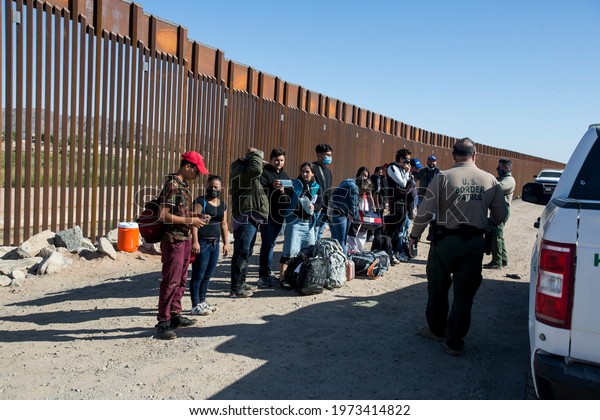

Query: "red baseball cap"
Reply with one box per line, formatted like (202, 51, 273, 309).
(181, 151, 209, 175)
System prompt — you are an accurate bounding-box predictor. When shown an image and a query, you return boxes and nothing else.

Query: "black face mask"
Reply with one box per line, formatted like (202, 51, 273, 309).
(205, 188, 220, 198)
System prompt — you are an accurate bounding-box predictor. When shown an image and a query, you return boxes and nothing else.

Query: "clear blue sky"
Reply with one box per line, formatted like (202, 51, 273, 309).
(131, 0, 600, 164)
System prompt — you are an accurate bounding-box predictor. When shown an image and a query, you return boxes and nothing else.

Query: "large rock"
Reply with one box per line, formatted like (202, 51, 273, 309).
(106, 228, 119, 244)
(37, 251, 71, 275)
(17, 230, 55, 258)
(9, 270, 26, 280)
(97, 237, 117, 260)
(54, 226, 83, 252)
(0, 257, 43, 275)
(0, 246, 18, 259)
(0, 275, 11, 287)
(78, 238, 97, 252)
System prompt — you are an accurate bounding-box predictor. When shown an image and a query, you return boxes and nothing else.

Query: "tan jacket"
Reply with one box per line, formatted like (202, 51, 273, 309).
(499, 173, 516, 205)
(411, 162, 508, 238)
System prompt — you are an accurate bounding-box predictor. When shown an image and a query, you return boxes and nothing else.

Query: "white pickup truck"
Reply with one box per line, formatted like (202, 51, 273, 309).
(522, 124, 600, 399)
(533, 169, 563, 195)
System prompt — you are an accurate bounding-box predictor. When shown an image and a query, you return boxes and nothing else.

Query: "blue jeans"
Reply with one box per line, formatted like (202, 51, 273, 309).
(259, 217, 284, 278)
(329, 214, 349, 255)
(394, 216, 411, 254)
(281, 219, 315, 260)
(231, 221, 258, 293)
(190, 238, 220, 307)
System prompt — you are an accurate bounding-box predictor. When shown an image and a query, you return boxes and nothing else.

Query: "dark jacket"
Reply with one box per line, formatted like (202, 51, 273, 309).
(260, 164, 291, 224)
(229, 151, 269, 219)
(312, 161, 333, 208)
(417, 166, 440, 196)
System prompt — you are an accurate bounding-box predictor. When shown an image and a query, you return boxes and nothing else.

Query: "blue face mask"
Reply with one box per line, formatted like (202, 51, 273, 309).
(323, 156, 333, 165)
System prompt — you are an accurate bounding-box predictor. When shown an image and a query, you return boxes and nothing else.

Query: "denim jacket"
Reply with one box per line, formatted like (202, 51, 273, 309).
(329, 178, 359, 218)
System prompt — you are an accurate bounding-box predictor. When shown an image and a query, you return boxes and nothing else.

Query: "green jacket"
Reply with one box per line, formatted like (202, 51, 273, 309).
(229, 151, 269, 219)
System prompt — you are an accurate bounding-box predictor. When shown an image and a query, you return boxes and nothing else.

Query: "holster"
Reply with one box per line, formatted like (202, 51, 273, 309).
(437, 224, 485, 242)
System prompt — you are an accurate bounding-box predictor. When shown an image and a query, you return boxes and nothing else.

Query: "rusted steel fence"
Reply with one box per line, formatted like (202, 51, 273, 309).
(0, 0, 561, 245)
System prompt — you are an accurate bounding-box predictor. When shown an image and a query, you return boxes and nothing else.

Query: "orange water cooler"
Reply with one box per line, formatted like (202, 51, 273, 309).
(117, 222, 140, 252)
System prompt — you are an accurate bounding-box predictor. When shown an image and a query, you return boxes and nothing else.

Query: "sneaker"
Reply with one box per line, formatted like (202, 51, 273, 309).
(155, 322, 177, 340)
(258, 275, 278, 288)
(391, 255, 400, 265)
(230, 289, 253, 298)
(502, 261, 508, 267)
(417, 326, 444, 342)
(190, 302, 212, 316)
(169, 315, 197, 329)
(243, 283, 258, 292)
(442, 341, 462, 357)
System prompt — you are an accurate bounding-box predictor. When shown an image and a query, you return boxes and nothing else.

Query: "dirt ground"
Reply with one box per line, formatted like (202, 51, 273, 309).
(0, 199, 542, 400)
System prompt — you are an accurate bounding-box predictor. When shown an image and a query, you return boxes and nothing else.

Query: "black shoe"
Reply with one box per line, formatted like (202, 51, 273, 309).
(483, 262, 502, 270)
(229, 289, 253, 298)
(502, 261, 508, 267)
(155, 322, 177, 340)
(169, 315, 196, 329)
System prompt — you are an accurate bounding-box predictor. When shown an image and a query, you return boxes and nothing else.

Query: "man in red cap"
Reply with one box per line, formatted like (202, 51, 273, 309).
(154, 151, 209, 340)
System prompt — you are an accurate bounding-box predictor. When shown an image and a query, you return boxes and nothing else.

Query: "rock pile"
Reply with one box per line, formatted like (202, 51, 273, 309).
(0, 226, 133, 289)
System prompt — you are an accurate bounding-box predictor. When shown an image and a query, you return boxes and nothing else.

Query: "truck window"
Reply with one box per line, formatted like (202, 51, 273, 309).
(569, 129, 600, 201)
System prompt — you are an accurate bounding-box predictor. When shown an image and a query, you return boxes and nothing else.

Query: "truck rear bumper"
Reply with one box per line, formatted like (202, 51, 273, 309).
(533, 351, 600, 399)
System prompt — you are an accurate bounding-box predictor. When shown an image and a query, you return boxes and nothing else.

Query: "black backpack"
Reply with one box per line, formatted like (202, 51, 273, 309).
(372, 233, 394, 261)
(296, 256, 328, 295)
(281, 255, 305, 290)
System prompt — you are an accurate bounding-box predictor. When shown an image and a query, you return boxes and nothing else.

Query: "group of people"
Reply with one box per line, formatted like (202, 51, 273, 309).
(151, 139, 517, 358)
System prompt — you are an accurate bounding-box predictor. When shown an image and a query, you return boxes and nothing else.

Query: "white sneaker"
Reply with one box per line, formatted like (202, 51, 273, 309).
(190, 302, 212, 316)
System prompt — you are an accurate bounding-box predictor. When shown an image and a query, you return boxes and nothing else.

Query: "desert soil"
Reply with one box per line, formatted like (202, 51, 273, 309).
(0, 199, 542, 400)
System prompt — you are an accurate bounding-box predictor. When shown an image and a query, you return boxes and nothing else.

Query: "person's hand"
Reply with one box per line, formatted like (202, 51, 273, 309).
(273, 180, 284, 192)
(222, 243, 229, 257)
(247, 146, 258, 154)
(408, 237, 419, 257)
(192, 216, 208, 228)
(191, 241, 200, 255)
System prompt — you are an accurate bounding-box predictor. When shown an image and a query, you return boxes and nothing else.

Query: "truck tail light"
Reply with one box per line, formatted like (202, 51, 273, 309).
(535, 240, 576, 329)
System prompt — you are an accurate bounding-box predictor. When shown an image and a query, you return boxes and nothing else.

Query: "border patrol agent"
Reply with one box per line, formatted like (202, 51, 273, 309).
(408, 138, 508, 356)
(484, 158, 516, 269)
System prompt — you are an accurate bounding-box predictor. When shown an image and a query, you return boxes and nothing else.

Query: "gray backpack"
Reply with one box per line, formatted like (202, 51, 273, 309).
(313, 238, 347, 289)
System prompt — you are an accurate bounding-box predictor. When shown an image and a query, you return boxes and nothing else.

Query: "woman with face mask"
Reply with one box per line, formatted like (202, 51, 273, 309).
(279, 162, 323, 286)
(189, 175, 229, 316)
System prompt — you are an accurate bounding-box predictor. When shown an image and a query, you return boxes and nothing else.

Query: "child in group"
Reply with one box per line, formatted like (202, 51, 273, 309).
(189, 175, 229, 315)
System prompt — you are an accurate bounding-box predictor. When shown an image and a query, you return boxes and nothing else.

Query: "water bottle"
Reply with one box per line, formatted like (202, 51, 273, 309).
(346, 260, 355, 281)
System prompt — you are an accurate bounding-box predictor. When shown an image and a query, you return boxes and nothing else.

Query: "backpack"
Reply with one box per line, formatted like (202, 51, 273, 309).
(350, 252, 382, 279)
(371, 250, 390, 275)
(136, 199, 164, 243)
(281, 254, 305, 290)
(371, 233, 394, 262)
(313, 238, 347, 289)
(297, 257, 328, 295)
